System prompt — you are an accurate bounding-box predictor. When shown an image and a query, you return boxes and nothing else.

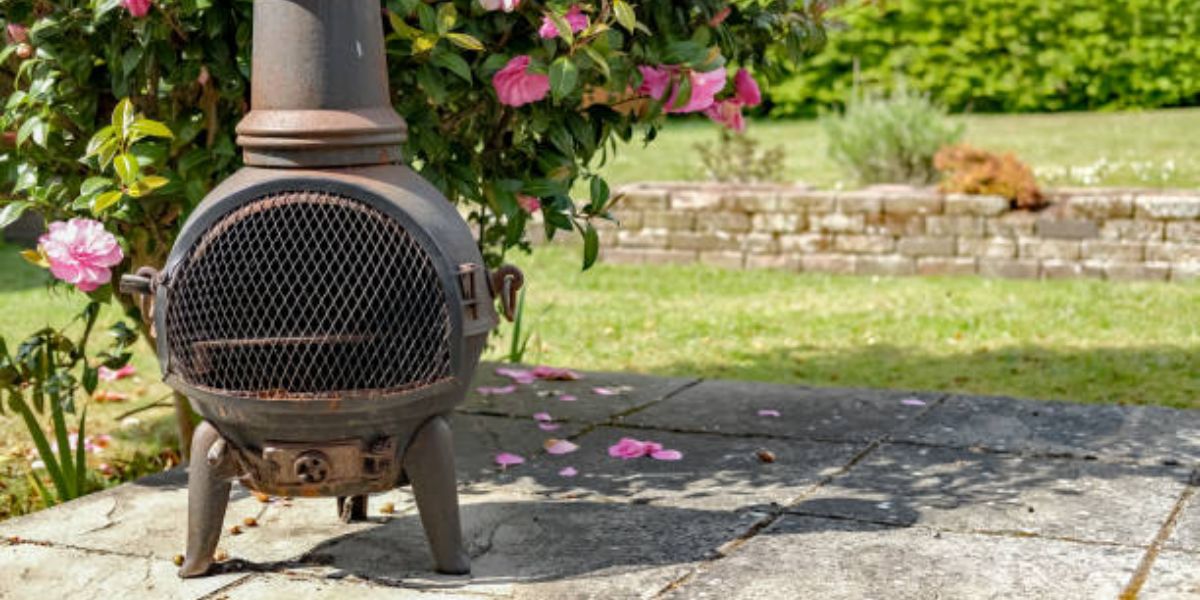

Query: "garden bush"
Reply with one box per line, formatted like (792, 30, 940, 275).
(768, 0, 1200, 116)
(0, 0, 833, 509)
(820, 85, 962, 185)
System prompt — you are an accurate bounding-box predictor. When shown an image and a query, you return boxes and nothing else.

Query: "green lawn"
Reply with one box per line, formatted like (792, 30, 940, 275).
(598, 108, 1200, 189)
(488, 246, 1200, 409)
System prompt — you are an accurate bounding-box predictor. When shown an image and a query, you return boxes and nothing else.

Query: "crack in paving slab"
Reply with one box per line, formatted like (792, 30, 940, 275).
(1118, 467, 1200, 600)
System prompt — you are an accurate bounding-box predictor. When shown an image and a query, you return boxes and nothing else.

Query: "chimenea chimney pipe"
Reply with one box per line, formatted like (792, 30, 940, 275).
(235, 0, 408, 168)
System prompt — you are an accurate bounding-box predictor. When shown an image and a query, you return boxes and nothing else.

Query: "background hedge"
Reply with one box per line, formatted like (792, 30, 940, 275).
(767, 0, 1200, 117)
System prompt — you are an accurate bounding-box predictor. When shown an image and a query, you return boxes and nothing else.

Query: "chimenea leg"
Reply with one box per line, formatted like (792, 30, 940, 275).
(403, 415, 470, 575)
(337, 495, 369, 522)
(179, 420, 239, 578)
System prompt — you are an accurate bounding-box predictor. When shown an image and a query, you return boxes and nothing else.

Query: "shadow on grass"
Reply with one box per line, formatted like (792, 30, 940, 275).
(653, 343, 1200, 410)
(0, 242, 49, 293)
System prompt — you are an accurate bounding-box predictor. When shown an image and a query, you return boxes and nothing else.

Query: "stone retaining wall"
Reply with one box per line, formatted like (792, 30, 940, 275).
(601, 183, 1200, 282)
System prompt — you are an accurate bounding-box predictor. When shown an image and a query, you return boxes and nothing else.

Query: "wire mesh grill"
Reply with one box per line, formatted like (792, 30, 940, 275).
(164, 191, 452, 398)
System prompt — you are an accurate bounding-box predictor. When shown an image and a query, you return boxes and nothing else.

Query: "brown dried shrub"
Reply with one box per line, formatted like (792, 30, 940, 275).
(934, 144, 1045, 209)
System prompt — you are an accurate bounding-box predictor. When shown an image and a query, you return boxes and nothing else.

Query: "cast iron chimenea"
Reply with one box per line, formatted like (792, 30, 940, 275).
(119, 0, 521, 578)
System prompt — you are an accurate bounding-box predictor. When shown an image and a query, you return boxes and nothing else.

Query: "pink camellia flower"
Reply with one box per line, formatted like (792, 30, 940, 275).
(637, 65, 727, 114)
(518, 194, 541, 213)
(39, 219, 124, 293)
(637, 65, 674, 102)
(6, 23, 28, 44)
(493, 55, 550, 107)
(479, 0, 521, 12)
(121, 0, 153, 18)
(705, 99, 745, 133)
(734, 68, 762, 107)
(539, 4, 589, 39)
(98, 364, 136, 382)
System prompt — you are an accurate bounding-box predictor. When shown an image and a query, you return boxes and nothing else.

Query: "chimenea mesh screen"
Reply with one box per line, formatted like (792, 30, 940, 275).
(164, 191, 452, 397)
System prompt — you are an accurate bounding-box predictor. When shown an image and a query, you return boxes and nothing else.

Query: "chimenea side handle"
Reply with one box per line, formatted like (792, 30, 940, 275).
(489, 265, 524, 323)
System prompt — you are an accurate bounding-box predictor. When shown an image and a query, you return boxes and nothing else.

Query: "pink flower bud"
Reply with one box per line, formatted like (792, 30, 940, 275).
(6, 23, 28, 44)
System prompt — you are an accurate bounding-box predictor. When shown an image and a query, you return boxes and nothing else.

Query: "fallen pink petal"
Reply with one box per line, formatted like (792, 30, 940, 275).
(533, 412, 553, 422)
(496, 367, 535, 384)
(538, 422, 562, 431)
(593, 387, 619, 396)
(901, 398, 927, 407)
(477, 385, 517, 396)
(558, 466, 578, 477)
(531, 365, 582, 381)
(757, 409, 782, 418)
(650, 449, 683, 461)
(544, 438, 579, 455)
(558, 394, 578, 402)
(98, 364, 136, 382)
(494, 452, 525, 468)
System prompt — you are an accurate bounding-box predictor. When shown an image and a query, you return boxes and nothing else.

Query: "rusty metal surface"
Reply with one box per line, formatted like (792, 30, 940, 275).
(164, 190, 452, 398)
(236, 0, 406, 167)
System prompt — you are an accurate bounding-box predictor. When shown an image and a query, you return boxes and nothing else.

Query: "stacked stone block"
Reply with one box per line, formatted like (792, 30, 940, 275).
(601, 183, 1200, 282)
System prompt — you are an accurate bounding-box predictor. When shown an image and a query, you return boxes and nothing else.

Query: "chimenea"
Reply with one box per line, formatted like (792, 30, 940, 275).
(119, 0, 521, 578)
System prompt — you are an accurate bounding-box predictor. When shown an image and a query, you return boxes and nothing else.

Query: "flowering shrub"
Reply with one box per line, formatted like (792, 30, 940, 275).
(0, 1, 833, 499)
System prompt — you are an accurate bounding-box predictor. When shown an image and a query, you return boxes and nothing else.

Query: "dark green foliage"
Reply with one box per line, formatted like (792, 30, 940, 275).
(769, 0, 1200, 116)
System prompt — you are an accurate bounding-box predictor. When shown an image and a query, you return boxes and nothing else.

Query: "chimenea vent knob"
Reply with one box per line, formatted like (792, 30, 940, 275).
(294, 451, 331, 484)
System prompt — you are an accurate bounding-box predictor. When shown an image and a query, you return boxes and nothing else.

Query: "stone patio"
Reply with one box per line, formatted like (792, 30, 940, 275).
(2, 366, 1198, 599)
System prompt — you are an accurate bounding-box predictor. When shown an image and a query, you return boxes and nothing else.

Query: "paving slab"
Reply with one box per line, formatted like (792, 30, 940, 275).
(1165, 482, 1200, 553)
(899, 394, 1200, 465)
(462, 363, 697, 425)
(0, 542, 246, 600)
(1138, 551, 1200, 599)
(216, 573, 492, 599)
(0, 468, 402, 564)
(790, 443, 1191, 546)
(620, 379, 940, 442)
(282, 491, 754, 599)
(667, 515, 1144, 600)
(470, 425, 864, 511)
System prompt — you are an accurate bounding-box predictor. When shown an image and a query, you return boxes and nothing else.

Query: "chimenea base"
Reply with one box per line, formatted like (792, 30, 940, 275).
(179, 415, 469, 578)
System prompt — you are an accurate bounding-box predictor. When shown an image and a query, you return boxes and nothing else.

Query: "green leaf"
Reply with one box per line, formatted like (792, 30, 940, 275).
(93, 191, 124, 213)
(436, 3, 457, 35)
(80, 176, 112, 195)
(387, 10, 422, 39)
(113, 153, 138, 185)
(111, 98, 135, 139)
(446, 33, 484, 51)
(614, 0, 637, 32)
(85, 126, 116, 158)
(550, 13, 575, 45)
(140, 175, 170, 190)
(589, 176, 610, 214)
(581, 45, 610, 80)
(0, 201, 32, 229)
(16, 116, 43, 147)
(582, 222, 599, 271)
(417, 3, 437, 32)
(432, 50, 472, 82)
(129, 119, 174, 140)
(74, 404, 87, 502)
(413, 33, 439, 54)
(550, 56, 579, 102)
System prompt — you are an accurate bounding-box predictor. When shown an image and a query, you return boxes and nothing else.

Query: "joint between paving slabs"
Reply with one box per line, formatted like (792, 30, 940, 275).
(1117, 467, 1200, 600)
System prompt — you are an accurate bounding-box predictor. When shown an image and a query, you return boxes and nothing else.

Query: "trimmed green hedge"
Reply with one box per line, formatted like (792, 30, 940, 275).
(769, 0, 1200, 116)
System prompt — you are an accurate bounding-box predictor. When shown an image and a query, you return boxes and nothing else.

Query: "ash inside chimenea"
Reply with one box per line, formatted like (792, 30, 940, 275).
(120, 0, 521, 578)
